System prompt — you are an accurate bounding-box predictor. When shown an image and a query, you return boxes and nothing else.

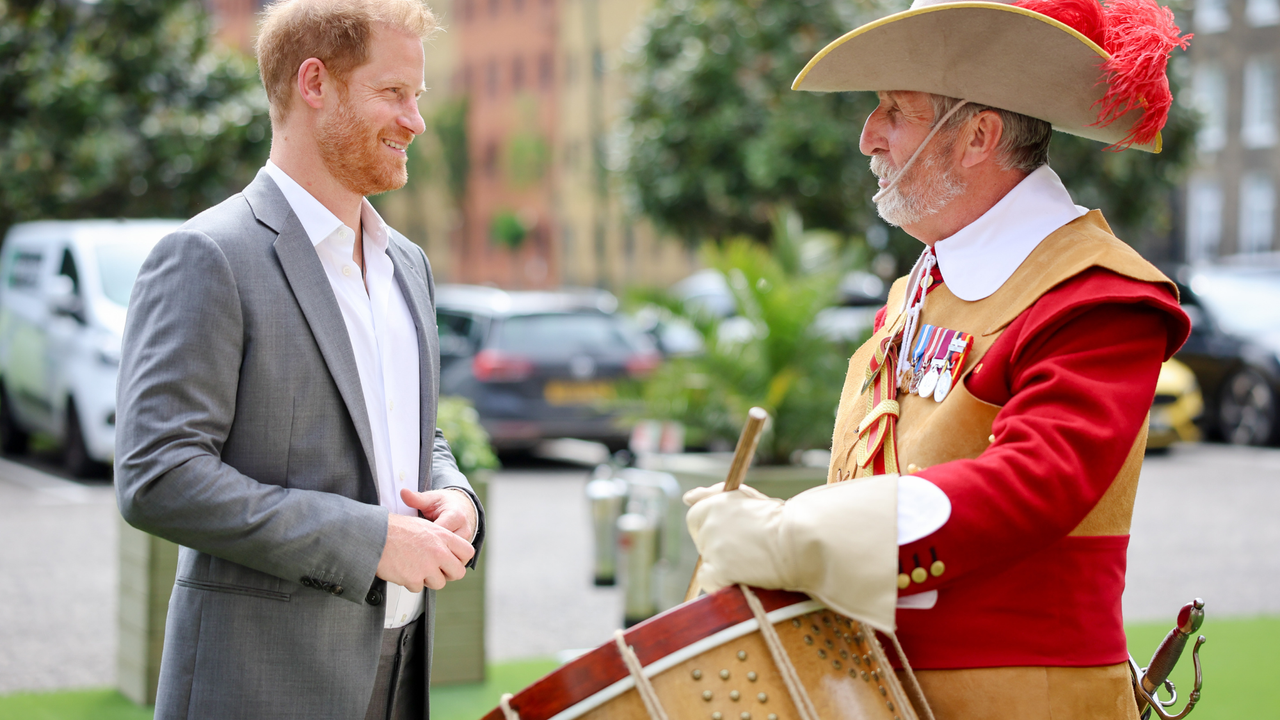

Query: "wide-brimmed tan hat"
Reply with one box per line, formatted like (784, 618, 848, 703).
(792, 0, 1191, 152)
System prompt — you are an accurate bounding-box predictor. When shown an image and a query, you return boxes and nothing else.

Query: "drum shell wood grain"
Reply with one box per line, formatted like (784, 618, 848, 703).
(482, 587, 917, 720)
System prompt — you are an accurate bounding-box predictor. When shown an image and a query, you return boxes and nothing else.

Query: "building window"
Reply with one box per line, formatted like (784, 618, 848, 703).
(592, 47, 605, 80)
(1195, 0, 1231, 32)
(1247, 0, 1280, 25)
(489, 0, 500, 16)
(539, 52, 554, 90)
(1187, 178, 1223, 261)
(1242, 56, 1277, 148)
(483, 141, 499, 178)
(487, 59, 499, 97)
(561, 225, 576, 284)
(1193, 63, 1228, 151)
(512, 56, 525, 92)
(1240, 172, 1276, 254)
(513, 0, 524, 11)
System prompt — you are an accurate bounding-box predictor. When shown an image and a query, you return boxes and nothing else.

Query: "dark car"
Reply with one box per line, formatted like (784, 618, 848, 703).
(1170, 258, 1280, 446)
(435, 285, 661, 451)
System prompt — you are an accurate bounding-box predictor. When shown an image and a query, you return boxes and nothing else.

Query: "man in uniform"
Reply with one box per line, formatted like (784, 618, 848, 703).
(115, 1, 482, 718)
(684, 0, 1193, 717)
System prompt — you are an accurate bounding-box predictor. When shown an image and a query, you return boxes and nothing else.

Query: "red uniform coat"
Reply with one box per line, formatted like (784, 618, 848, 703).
(873, 266, 1189, 668)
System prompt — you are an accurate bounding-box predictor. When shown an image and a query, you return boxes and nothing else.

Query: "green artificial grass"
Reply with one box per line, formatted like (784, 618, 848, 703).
(1124, 614, 1275, 720)
(0, 689, 154, 720)
(431, 657, 561, 720)
(1, 618, 1270, 720)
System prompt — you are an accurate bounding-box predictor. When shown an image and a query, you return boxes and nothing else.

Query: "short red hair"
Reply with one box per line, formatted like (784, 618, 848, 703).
(255, 0, 438, 125)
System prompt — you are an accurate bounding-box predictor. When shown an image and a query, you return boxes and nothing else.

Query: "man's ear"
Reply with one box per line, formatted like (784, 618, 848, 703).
(959, 110, 1004, 169)
(297, 57, 330, 111)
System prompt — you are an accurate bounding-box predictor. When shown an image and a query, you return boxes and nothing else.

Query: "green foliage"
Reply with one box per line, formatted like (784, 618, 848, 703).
(489, 210, 529, 250)
(622, 0, 880, 245)
(505, 131, 550, 189)
(432, 95, 470, 208)
(627, 212, 856, 464)
(623, 0, 1198, 263)
(437, 396, 500, 477)
(504, 97, 550, 189)
(0, 0, 270, 237)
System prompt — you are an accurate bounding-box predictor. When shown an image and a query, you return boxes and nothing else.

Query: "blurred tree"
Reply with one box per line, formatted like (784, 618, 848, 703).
(0, 0, 270, 238)
(432, 95, 470, 211)
(622, 0, 880, 246)
(623, 0, 1197, 266)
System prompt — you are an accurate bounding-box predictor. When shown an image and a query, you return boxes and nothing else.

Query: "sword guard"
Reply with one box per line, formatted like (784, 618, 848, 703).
(1131, 634, 1206, 720)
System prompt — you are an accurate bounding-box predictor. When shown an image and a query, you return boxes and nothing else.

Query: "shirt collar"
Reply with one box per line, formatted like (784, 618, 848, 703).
(932, 165, 1087, 301)
(263, 160, 390, 252)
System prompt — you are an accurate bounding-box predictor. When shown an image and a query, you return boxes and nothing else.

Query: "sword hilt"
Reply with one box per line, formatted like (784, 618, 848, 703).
(1143, 599, 1204, 695)
(1133, 598, 1206, 720)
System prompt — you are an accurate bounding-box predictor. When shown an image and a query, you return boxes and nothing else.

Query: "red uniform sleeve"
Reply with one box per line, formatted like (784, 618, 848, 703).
(899, 269, 1186, 594)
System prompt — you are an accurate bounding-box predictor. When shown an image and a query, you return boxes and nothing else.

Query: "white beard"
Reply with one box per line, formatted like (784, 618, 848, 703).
(870, 146, 966, 228)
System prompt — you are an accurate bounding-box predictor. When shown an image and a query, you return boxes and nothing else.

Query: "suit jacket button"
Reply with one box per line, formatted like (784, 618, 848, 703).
(366, 588, 383, 606)
(301, 576, 314, 588)
(332, 585, 344, 596)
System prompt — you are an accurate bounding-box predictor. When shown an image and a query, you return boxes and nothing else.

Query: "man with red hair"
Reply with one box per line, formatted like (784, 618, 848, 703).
(116, 1, 481, 718)
(685, 0, 1192, 717)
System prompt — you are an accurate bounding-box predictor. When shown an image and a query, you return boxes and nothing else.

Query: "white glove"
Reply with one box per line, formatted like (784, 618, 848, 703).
(685, 475, 900, 633)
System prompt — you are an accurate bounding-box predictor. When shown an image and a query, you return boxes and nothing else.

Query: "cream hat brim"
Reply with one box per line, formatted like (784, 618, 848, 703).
(791, 1, 1160, 152)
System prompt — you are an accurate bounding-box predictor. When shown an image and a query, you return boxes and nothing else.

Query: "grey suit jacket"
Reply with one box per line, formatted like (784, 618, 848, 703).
(115, 170, 485, 719)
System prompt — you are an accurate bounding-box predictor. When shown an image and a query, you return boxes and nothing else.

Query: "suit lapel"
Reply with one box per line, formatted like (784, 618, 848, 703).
(244, 172, 380, 491)
(387, 238, 437, 491)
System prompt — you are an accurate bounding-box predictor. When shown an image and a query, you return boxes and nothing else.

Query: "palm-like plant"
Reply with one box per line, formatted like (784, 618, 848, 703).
(630, 213, 860, 464)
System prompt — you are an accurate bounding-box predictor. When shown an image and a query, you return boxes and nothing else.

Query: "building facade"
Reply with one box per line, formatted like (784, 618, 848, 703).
(1185, 0, 1280, 260)
(204, 0, 694, 290)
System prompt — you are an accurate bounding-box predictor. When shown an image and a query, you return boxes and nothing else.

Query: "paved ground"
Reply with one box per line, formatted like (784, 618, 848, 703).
(0, 458, 118, 694)
(1124, 443, 1280, 621)
(484, 467, 623, 661)
(1, 442, 1278, 694)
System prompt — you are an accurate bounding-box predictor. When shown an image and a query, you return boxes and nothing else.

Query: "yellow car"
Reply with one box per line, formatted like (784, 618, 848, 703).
(1148, 358, 1203, 451)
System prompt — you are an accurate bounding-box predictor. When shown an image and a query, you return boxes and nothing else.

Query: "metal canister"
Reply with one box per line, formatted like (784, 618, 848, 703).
(585, 475, 628, 586)
(617, 512, 658, 626)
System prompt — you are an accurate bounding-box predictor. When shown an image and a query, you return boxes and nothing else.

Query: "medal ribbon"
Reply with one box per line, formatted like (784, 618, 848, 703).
(945, 332, 973, 379)
(922, 327, 951, 373)
(854, 316, 904, 477)
(851, 248, 946, 477)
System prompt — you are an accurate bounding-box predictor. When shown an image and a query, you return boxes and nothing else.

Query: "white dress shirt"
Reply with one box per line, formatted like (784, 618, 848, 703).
(264, 161, 425, 628)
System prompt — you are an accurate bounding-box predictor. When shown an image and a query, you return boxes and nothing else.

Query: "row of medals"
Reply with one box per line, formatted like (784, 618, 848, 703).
(897, 327, 971, 404)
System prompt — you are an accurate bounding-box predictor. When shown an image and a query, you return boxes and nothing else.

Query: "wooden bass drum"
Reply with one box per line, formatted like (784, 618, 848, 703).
(480, 586, 918, 720)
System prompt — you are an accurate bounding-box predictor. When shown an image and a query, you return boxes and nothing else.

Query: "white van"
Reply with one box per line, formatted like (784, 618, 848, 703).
(0, 219, 183, 476)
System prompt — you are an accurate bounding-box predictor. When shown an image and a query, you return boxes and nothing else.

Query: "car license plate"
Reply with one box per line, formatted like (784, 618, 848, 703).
(544, 380, 616, 406)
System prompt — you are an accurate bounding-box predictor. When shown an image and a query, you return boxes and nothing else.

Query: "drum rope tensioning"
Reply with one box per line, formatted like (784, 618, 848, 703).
(740, 584, 821, 720)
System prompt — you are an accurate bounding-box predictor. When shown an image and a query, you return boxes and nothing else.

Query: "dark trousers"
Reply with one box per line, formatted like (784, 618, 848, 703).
(365, 616, 425, 720)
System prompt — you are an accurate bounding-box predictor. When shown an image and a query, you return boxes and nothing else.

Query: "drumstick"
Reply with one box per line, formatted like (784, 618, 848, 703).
(684, 407, 769, 602)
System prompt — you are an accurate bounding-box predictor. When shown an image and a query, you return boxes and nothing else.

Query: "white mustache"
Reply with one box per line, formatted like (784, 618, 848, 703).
(870, 154, 898, 182)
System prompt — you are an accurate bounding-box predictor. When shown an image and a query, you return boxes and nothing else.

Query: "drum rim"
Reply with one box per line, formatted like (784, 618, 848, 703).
(483, 587, 816, 720)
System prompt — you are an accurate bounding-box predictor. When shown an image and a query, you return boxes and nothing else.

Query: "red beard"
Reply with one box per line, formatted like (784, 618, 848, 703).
(316, 92, 412, 197)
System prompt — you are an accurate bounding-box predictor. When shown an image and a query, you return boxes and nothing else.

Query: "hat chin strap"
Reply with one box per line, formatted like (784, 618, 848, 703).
(871, 100, 969, 203)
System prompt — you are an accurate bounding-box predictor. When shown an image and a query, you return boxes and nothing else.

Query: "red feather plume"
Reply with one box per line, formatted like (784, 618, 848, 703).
(1014, 0, 1192, 149)
(1014, 0, 1107, 48)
